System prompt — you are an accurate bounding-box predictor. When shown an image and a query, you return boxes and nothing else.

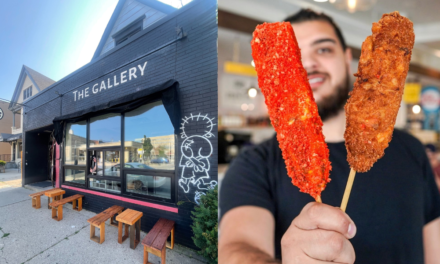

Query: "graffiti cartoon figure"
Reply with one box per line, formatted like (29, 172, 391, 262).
(179, 113, 217, 198)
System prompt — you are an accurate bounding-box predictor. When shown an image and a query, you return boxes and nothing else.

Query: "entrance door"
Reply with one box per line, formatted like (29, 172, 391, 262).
(23, 129, 52, 185)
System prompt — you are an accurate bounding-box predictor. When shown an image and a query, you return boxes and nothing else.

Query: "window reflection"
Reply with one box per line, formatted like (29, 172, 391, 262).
(104, 150, 120, 177)
(126, 174, 171, 199)
(89, 150, 103, 176)
(65, 168, 85, 185)
(90, 113, 121, 147)
(89, 178, 121, 193)
(65, 121, 87, 165)
(124, 101, 175, 170)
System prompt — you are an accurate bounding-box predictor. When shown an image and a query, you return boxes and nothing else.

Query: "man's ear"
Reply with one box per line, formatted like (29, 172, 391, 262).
(344, 47, 353, 74)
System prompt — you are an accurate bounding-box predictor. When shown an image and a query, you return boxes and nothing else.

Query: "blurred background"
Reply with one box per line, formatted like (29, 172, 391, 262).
(217, 0, 440, 185)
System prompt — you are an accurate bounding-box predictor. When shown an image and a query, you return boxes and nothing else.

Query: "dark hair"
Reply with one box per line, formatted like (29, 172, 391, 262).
(425, 144, 436, 153)
(284, 8, 347, 51)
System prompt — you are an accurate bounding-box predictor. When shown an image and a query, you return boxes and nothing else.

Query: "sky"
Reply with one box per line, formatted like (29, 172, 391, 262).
(0, 0, 191, 102)
(0, 0, 118, 101)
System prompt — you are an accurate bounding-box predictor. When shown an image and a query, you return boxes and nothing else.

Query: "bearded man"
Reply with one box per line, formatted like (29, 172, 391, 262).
(219, 9, 440, 264)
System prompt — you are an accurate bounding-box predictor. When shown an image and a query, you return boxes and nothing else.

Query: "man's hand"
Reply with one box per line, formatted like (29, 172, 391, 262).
(281, 202, 356, 264)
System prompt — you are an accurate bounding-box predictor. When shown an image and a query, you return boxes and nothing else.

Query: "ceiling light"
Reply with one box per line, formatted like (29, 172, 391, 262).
(225, 134, 234, 142)
(314, 0, 328, 2)
(248, 88, 258, 98)
(330, 0, 376, 13)
(241, 104, 249, 111)
(412, 105, 421, 114)
(348, 0, 356, 13)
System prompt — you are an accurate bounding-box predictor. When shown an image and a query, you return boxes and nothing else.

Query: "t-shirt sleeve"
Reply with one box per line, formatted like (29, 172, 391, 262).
(423, 153, 440, 224)
(219, 143, 276, 221)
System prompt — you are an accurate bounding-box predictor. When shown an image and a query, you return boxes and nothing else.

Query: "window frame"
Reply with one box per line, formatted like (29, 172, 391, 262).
(23, 86, 32, 100)
(61, 100, 177, 204)
(63, 165, 87, 187)
(123, 168, 175, 203)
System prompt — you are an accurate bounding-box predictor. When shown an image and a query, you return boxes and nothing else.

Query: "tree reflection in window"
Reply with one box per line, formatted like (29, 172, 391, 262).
(124, 101, 175, 170)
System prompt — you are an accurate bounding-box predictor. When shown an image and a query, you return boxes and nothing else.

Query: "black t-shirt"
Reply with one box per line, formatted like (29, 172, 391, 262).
(220, 129, 440, 263)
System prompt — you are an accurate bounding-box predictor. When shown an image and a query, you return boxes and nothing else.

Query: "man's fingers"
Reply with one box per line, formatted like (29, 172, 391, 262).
(302, 229, 355, 264)
(293, 202, 357, 239)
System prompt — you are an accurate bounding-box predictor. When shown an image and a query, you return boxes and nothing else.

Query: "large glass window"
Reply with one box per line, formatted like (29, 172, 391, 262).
(90, 113, 121, 147)
(124, 101, 175, 170)
(65, 121, 87, 165)
(65, 168, 86, 185)
(63, 100, 176, 202)
(126, 174, 171, 199)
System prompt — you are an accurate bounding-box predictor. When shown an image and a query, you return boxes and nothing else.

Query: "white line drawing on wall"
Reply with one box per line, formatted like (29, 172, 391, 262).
(179, 113, 217, 204)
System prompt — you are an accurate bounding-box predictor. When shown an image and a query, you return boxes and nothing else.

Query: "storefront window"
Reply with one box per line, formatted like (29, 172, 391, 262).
(89, 178, 121, 193)
(89, 113, 121, 147)
(65, 168, 86, 185)
(64, 101, 175, 202)
(126, 174, 171, 199)
(65, 121, 87, 165)
(124, 101, 175, 170)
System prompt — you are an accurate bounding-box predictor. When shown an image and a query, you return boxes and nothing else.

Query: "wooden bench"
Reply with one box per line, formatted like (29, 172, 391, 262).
(142, 218, 175, 264)
(49, 194, 84, 221)
(29, 188, 61, 209)
(87, 205, 124, 244)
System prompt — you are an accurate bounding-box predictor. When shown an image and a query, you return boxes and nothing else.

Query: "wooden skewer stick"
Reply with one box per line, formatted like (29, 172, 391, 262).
(340, 168, 357, 212)
(315, 195, 322, 203)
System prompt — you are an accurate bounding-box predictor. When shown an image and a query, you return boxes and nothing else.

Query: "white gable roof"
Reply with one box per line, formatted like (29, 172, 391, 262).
(93, 0, 177, 59)
(9, 65, 55, 110)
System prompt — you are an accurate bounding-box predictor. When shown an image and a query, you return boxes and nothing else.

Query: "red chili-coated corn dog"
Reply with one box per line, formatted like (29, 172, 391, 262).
(345, 12, 414, 172)
(251, 22, 331, 200)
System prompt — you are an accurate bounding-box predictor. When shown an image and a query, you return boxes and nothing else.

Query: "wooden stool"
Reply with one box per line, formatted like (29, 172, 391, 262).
(142, 218, 175, 264)
(45, 189, 65, 209)
(87, 205, 124, 244)
(116, 209, 142, 249)
(29, 188, 61, 209)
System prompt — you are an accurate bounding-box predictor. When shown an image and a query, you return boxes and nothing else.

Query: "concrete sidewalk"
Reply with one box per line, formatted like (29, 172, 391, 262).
(0, 169, 22, 192)
(0, 186, 207, 264)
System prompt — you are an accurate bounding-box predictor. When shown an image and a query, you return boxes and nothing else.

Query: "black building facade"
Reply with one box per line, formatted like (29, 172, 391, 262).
(22, 0, 217, 249)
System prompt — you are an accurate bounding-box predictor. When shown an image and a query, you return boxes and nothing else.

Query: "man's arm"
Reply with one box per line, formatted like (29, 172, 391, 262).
(219, 206, 279, 264)
(424, 217, 440, 264)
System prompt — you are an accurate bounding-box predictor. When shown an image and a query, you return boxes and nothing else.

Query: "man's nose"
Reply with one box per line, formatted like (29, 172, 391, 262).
(301, 52, 319, 72)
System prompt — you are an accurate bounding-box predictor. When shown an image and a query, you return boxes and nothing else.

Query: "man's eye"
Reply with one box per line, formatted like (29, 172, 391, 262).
(317, 48, 332, 54)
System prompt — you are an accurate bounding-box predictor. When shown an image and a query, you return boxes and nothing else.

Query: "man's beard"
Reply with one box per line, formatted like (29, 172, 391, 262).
(316, 72, 350, 122)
